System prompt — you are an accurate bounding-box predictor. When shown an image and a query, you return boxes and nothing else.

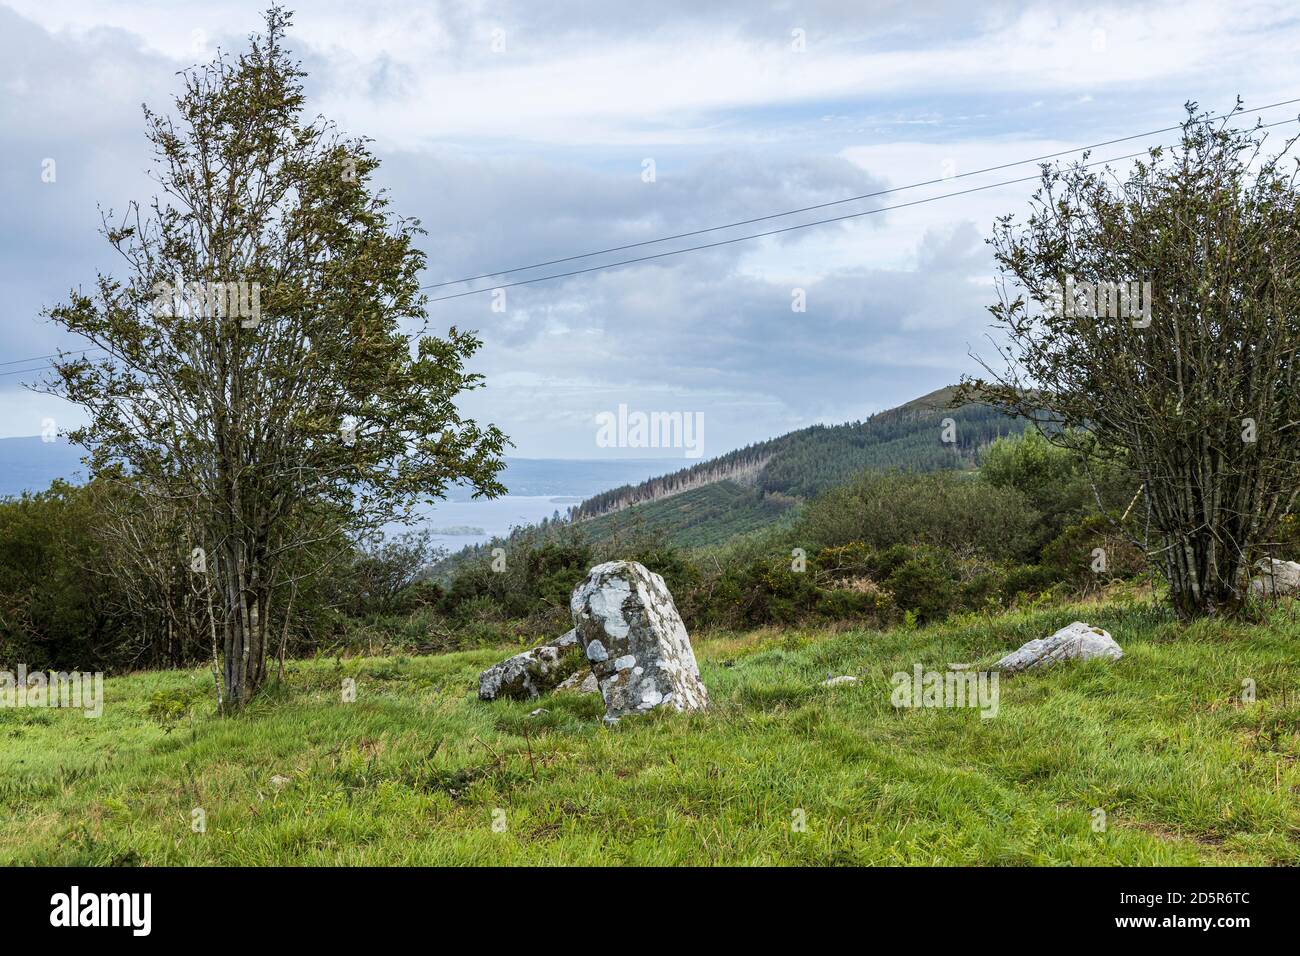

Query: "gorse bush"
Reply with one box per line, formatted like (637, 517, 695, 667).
(798, 470, 1040, 561)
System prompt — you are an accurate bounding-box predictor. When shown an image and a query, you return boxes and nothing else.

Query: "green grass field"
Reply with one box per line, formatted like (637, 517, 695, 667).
(3, 597, 1299, 865)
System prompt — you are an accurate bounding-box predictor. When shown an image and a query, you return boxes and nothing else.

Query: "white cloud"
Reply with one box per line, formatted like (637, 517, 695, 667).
(4, 0, 1300, 457)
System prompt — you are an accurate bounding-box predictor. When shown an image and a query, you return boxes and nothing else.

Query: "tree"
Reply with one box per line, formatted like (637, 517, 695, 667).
(43, 7, 506, 706)
(963, 103, 1300, 617)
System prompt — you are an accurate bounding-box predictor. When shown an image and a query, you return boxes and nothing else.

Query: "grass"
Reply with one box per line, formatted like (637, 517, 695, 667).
(2, 596, 1299, 865)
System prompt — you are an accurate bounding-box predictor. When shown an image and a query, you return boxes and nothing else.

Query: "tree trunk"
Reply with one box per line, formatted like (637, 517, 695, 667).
(219, 541, 272, 707)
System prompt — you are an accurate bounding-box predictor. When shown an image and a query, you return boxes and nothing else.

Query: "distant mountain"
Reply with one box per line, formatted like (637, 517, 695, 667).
(570, 386, 1027, 548)
(3, 388, 1026, 556)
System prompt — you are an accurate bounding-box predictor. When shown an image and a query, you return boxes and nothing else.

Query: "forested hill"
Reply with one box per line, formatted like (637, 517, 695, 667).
(570, 386, 1026, 522)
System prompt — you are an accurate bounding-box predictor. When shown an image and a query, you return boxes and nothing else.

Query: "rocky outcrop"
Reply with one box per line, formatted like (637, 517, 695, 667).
(477, 630, 582, 701)
(994, 621, 1122, 674)
(570, 561, 708, 723)
(1250, 558, 1300, 598)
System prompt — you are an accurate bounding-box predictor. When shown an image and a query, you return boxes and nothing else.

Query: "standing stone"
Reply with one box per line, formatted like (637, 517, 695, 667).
(993, 621, 1122, 674)
(570, 561, 708, 723)
(477, 629, 581, 701)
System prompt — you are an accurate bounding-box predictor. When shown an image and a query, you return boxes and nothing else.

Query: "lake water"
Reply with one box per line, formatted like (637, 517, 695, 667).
(395, 457, 684, 549)
(0, 439, 685, 550)
(398, 494, 582, 549)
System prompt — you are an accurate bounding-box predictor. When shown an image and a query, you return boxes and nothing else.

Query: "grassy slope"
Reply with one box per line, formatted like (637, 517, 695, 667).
(577, 480, 798, 548)
(3, 598, 1299, 865)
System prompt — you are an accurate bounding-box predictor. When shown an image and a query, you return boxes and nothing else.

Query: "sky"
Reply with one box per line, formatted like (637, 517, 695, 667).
(3, 0, 1300, 459)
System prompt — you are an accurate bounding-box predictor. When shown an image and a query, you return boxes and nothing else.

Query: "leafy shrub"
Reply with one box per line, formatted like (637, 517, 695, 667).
(1042, 514, 1148, 586)
(0, 480, 125, 671)
(144, 685, 206, 729)
(797, 471, 1040, 561)
(883, 549, 955, 623)
(709, 557, 823, 627)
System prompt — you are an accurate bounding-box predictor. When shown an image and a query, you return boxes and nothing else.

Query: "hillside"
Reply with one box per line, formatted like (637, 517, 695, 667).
(5, 596, 1297, 865)
(568, 386, 1026, 549)
(576, 479, 800, 549)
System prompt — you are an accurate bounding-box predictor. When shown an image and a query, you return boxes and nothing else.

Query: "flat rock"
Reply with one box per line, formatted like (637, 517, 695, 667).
(570, 561, 708, 723)
(821, 675, 858, 686)
(477, 629, 581, 701)
(994, 621, 1122, 674)
(1250, 558, 1300, 597)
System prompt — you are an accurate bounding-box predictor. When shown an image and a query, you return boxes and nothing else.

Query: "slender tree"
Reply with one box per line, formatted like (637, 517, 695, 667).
(963, 103, 1300, 617)
(44, 7, 506, 704)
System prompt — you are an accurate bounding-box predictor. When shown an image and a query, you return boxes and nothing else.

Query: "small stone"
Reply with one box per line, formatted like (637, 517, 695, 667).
(821, 675, 858, 687)
(554, 669, 599, 694)
(586, 640, 608, 662)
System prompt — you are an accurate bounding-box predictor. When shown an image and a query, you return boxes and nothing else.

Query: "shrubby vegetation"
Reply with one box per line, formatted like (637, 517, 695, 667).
(798, 471, 1040, 559)
(0, 480, 125, 671)
(10, 424, 1292, 678)
(440, 426, 1180, 635)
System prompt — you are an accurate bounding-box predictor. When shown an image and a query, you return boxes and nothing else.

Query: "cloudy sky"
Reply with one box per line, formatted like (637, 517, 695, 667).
(4, 1, 1300, 459)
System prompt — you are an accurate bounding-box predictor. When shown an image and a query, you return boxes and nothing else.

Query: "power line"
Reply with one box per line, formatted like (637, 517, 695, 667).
(0, 347, 105, 379)
(6, 107, 1299, 372)
(420, 166, 1093, 302)
(418, 96, 1300, 292)
(423, 116, 1300, 304)
(0, 347, 101, 369)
